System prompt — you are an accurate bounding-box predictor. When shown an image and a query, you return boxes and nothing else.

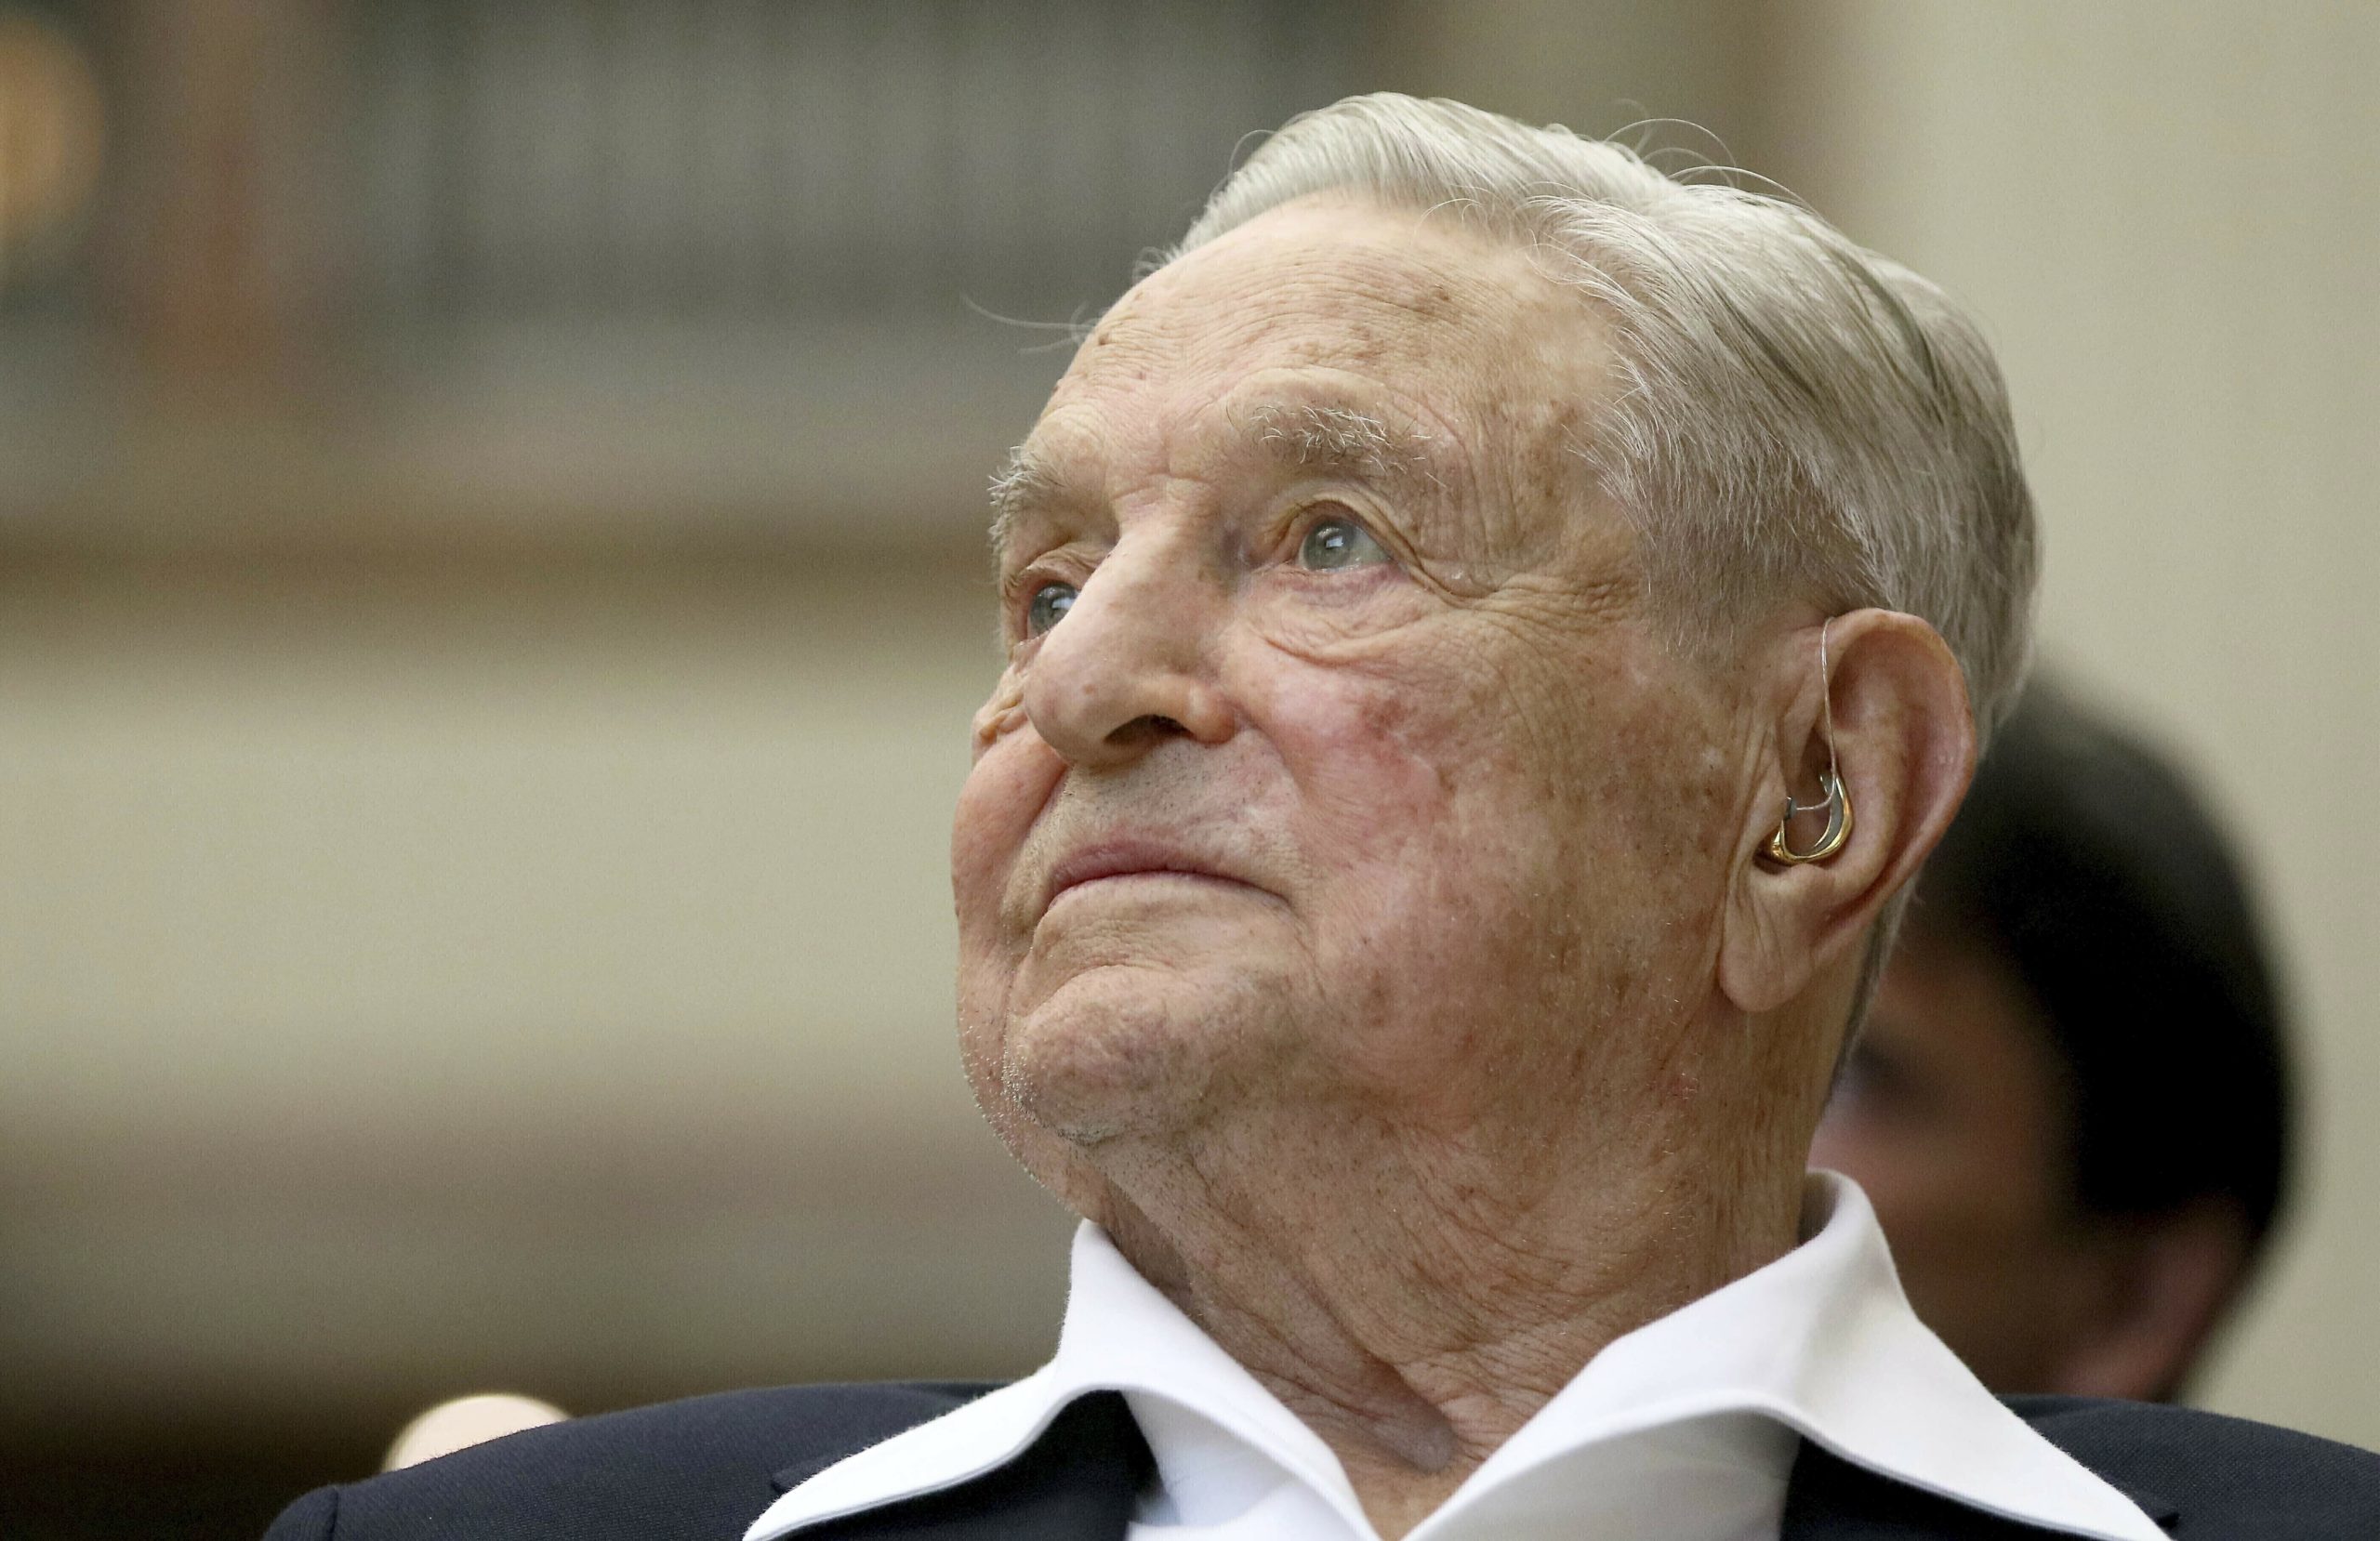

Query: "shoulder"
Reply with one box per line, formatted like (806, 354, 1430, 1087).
(2007, 1395, 2380, 1536)
(262, 1381, 995, 1541)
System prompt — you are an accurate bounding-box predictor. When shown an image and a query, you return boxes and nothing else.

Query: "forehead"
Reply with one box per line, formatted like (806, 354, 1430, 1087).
(1027, 197, 1609, 490)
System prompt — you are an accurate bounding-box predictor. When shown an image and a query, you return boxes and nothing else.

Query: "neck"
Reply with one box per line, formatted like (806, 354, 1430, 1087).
(1077, 1072, 1812, 1538)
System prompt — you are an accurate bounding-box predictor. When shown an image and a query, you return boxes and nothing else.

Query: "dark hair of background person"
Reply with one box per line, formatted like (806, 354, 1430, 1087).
(1919, 682, 2294, 1259)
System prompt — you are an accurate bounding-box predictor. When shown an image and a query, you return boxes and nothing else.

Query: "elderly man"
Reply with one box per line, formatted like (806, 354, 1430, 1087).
(266, 95, 2378, 1541)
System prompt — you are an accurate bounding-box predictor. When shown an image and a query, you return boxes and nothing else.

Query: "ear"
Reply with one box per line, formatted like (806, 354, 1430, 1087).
(2050, 1202, 2255, 1403)
(1719, 610, 1976, 1015)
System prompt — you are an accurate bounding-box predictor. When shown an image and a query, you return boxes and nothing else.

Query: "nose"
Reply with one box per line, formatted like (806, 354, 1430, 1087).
(1022, 529, 1235, 769)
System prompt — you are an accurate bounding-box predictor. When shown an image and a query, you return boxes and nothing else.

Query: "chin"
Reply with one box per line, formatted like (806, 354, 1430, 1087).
(982, 964, 1252, 1150)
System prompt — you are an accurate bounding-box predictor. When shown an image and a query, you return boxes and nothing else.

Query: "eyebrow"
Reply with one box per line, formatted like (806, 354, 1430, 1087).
(986, 400, 1447, 555)
(986, 446, 1070, 556)
(1242, 401, 1443, 496)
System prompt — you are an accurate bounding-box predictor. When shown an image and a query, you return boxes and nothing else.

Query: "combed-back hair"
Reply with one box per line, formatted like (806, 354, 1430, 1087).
(1169, 94, 2039, 746)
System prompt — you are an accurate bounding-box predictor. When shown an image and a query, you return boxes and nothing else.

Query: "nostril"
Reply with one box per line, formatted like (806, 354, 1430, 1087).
(1107, 714, 1186, 744)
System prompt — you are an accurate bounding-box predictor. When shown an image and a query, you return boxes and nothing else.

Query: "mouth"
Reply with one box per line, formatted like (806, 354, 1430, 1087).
(1041, 840, 1257, 915)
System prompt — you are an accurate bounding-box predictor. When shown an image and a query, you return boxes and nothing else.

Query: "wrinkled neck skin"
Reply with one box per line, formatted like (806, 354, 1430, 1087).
(1048, 981, 1841, 1538)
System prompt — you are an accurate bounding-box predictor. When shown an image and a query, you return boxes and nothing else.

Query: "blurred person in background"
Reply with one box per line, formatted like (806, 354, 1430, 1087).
(1814, 683, 2294, 1403)
(263, 95, 2378, 1541)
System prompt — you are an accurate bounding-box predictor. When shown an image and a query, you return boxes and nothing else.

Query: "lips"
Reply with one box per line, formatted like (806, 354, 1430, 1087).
(1040, 840, 1254, 914)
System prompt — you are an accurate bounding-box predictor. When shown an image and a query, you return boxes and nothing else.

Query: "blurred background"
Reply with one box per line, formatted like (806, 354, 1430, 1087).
(0, 1, 2373, 1534)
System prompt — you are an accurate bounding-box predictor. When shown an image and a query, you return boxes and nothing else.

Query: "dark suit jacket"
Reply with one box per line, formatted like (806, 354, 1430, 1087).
(265, 1381, 2380, 1540)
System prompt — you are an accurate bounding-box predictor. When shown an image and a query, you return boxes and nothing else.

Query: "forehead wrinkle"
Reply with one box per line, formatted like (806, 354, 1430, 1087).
(1001, 205, 1563, 554)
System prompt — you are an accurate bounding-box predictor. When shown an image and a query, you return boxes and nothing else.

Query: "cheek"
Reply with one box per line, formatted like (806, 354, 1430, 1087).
(1812, 1117, 1940, 1236)
(1817, 1094, 2054, 1263)
(952, 738, 1066, 1129)
(1239, 654, 1575, 991)
(1236, 634, 1735, 1080)
(1236, 652, 1463, 870)
(1253, 639, 1687, 919)
(952, 733, 1060, 960)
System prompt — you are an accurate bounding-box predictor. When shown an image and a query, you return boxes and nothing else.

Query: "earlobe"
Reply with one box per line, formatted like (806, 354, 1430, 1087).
(1718, 610, 1976, 1017)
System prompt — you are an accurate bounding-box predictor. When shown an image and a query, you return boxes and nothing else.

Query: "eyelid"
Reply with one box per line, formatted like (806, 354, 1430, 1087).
(1002, 549, 1094, 639)
(1000, 537, 1096, 594)
(1273, 494, 1351, 544)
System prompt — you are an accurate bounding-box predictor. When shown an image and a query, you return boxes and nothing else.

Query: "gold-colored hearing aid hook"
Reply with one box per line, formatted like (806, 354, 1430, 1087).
(1765, 618, 1854, 864)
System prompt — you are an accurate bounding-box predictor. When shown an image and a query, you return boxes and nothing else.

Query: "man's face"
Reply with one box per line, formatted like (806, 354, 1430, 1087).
(951, 198, 1749, 1209)
(1810, 936, 2085, 1390)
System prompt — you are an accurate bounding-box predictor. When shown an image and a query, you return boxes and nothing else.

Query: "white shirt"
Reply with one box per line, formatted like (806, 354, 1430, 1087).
(745, 1175, 2164, 1541)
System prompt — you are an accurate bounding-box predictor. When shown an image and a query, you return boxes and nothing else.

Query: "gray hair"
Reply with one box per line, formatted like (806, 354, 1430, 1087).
(1165, 94, 2038, 747)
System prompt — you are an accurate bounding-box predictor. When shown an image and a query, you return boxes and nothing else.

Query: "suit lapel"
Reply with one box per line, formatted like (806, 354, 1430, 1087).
(778, 1391, 1149, 1541)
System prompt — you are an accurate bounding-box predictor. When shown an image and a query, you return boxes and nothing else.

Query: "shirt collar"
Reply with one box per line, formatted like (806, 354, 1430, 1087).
(741, 1219, 1359, 1540)
(1443, 1174, 2164, 1538)
(745, 1174, 2166, 1541)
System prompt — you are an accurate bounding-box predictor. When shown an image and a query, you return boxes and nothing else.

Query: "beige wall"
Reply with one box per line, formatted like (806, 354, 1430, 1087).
(0, 552, 1077, 1426)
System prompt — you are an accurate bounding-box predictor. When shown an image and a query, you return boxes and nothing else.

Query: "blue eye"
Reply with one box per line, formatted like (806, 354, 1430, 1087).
(1025, 581, 1077, 635)
(1298, 516, 1389, 572)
